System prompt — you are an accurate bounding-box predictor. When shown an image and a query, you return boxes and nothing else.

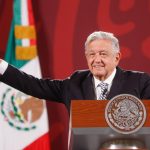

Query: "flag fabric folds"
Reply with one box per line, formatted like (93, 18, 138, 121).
(0, 0, 50, 149)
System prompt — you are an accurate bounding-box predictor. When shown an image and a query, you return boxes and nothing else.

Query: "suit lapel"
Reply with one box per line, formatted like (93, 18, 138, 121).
(69, 71, 94, 100)
(81, 73, 96, 100)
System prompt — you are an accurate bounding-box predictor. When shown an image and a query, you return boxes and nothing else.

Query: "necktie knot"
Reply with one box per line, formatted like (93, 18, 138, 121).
(98, 82, 108, 100)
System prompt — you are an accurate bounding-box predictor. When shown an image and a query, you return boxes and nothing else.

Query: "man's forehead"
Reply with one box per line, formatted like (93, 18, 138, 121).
(87, 49, 109, 52)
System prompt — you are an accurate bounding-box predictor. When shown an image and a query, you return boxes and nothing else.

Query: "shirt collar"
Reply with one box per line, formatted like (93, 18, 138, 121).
(94, 68, 116, 88)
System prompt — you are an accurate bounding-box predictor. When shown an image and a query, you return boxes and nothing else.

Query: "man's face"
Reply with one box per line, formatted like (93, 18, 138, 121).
(85, 39, 121, 80)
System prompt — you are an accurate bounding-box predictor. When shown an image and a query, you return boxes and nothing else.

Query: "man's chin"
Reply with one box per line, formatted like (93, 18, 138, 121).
(93, 72, 105, 78)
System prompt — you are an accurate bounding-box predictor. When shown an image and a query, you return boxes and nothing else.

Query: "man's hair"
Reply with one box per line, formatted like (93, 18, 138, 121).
(85, 31, 120, 52)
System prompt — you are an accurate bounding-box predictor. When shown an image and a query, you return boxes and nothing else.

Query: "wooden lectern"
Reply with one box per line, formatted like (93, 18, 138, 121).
(71, 100, 150, 150)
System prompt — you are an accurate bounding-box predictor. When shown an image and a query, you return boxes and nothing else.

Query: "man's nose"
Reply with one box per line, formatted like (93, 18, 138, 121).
(94, 53, 102, 62)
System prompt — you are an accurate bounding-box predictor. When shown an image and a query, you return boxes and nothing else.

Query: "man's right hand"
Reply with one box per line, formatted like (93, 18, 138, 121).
(0, 59, 8, 75)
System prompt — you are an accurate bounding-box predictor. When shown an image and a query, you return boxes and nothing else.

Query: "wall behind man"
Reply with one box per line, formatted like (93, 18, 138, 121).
(0, 0, 150, 149)
(0, 0, 150, 78)
(31, 0, 150, 78)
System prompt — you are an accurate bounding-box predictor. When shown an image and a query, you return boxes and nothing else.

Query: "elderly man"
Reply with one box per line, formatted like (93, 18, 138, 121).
(0, 31, 150, 112)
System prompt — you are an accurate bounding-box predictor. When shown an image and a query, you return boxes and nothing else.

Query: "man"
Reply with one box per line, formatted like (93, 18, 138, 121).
(0, 31, 150, 112)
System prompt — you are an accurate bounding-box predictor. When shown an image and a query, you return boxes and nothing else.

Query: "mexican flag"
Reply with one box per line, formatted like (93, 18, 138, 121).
(0, 0, 50, 149)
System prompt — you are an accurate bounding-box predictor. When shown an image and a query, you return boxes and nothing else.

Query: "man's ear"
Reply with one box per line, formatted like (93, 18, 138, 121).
(115, 52, 121, 63)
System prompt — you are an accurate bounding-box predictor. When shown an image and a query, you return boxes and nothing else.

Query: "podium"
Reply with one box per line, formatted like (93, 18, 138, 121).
(71, 100, 150, 150)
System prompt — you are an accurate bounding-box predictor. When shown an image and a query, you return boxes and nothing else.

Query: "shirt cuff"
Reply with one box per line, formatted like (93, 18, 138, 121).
(0, 60, 8, 75)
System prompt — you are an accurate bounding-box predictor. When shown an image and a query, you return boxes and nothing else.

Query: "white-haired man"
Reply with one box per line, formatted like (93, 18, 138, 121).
(0, 31, 150, 112)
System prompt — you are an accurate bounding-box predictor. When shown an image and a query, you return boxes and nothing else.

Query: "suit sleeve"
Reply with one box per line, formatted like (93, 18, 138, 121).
(140, 73, 150, 99)
(0, 65, 64, 102)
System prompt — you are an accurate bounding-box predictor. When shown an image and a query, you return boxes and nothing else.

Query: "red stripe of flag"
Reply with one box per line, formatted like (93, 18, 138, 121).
(27, 0, 36, 45)
(23, 132, 51, 150)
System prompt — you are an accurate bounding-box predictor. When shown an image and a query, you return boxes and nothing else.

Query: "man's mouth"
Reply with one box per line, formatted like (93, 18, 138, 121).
(93, 65, 104, 68)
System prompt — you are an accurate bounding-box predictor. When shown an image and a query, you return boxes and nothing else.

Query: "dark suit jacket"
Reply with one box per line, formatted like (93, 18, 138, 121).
(1, 65, 150, 112)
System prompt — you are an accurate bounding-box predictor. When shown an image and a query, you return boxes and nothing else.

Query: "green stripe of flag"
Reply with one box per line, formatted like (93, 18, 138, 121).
(14, 0, 22, 47)
(4, 19, 28, 68)
(13, 0, 21, 25)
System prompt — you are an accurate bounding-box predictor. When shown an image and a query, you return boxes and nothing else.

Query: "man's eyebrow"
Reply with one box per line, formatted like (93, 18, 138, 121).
(88, 49, 108, 52)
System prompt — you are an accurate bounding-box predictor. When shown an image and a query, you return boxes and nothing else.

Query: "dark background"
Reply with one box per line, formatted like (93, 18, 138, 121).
(0, 0, 150, 149)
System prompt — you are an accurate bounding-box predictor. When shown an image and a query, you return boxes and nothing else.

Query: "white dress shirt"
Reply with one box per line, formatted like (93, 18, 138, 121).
(93, 68, 116, 100)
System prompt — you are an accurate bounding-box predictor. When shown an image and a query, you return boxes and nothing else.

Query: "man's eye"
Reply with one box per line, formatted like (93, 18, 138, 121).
(90, 53, 95, 56)
(101, 53, 107, 56)
(88, 53, 95, 57)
